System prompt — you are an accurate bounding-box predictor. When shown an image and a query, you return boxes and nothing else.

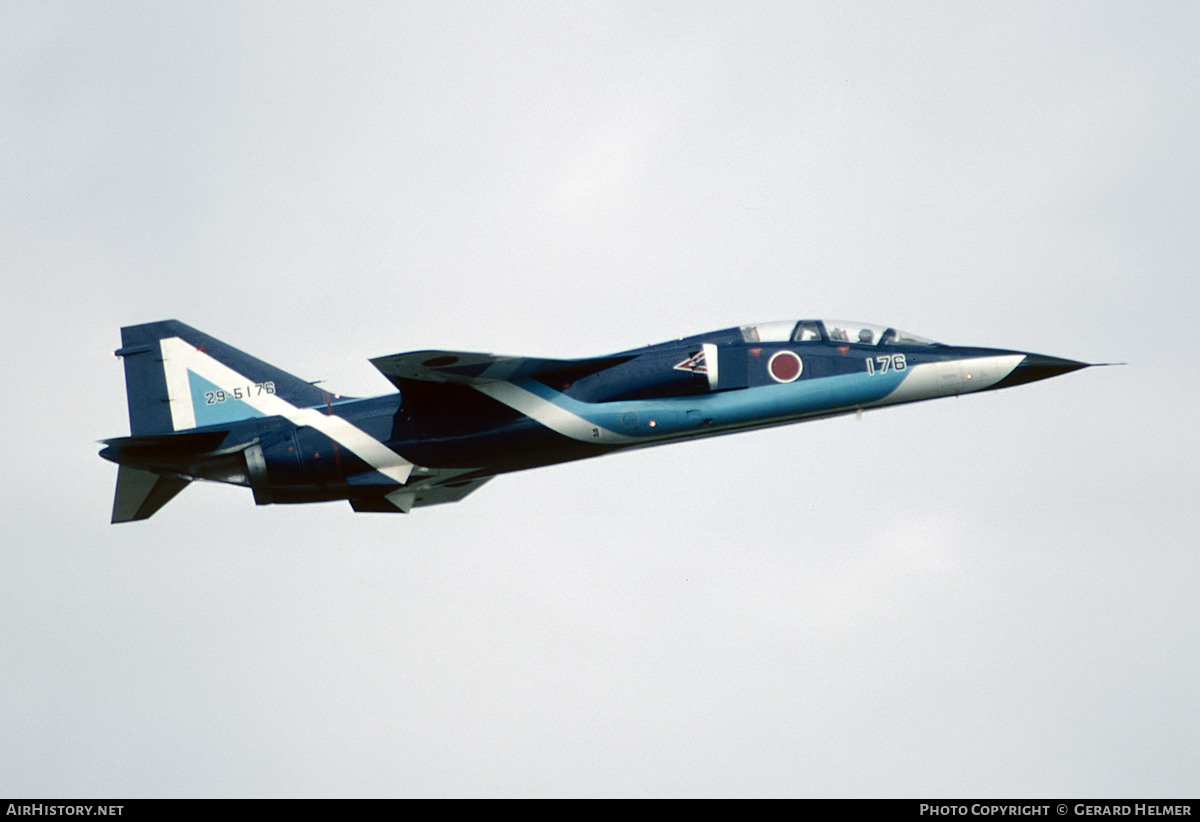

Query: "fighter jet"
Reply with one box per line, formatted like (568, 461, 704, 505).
(100, 318, 1091, 522)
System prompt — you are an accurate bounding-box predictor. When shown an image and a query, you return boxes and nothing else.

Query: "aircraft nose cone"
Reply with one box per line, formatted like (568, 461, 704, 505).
(993, 353, 1089, 389)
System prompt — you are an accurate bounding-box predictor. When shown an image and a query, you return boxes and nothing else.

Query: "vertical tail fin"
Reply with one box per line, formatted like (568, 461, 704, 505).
(115, 320, 330, 434)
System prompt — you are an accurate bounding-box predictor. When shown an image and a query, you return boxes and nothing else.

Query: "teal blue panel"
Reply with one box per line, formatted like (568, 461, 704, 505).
(189, 370, 265, 427)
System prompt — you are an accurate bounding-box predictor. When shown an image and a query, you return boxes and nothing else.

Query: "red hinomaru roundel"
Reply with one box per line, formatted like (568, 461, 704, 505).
(768, 350, 803, 383)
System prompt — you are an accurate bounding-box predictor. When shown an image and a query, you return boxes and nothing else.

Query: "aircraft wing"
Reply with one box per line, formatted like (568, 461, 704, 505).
(369, 350, 632, 388)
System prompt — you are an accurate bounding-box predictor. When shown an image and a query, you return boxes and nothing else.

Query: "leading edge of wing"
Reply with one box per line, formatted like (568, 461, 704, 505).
(369, 350, 633, 388)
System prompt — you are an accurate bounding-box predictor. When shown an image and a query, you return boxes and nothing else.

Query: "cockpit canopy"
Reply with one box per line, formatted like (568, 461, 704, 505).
(740, 319, 939, 347)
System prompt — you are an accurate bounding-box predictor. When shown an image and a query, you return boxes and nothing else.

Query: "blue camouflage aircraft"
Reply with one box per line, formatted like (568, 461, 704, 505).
(101, 318, 1090, 522)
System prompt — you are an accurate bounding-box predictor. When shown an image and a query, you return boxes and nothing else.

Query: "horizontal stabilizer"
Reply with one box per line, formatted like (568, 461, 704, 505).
(370, 350, 631, 388)
(101, 429, 232, 458)
(112, 465, 190, 523)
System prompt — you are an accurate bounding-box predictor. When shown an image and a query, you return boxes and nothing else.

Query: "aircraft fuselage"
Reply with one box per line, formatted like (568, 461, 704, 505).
(100, 318, 1089, 520)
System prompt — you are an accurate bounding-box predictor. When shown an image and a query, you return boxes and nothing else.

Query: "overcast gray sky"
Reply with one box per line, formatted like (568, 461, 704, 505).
(3, 1, 1198, 798)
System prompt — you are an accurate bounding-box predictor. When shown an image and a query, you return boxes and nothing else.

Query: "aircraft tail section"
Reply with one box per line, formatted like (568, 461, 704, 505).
(115, 320, 330, 434)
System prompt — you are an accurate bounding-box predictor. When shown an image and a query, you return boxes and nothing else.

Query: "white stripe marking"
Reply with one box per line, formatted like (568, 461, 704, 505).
(702, 342, 719, 391)
(473, 381, 638, 444)
(881, 354, 1024, 404)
